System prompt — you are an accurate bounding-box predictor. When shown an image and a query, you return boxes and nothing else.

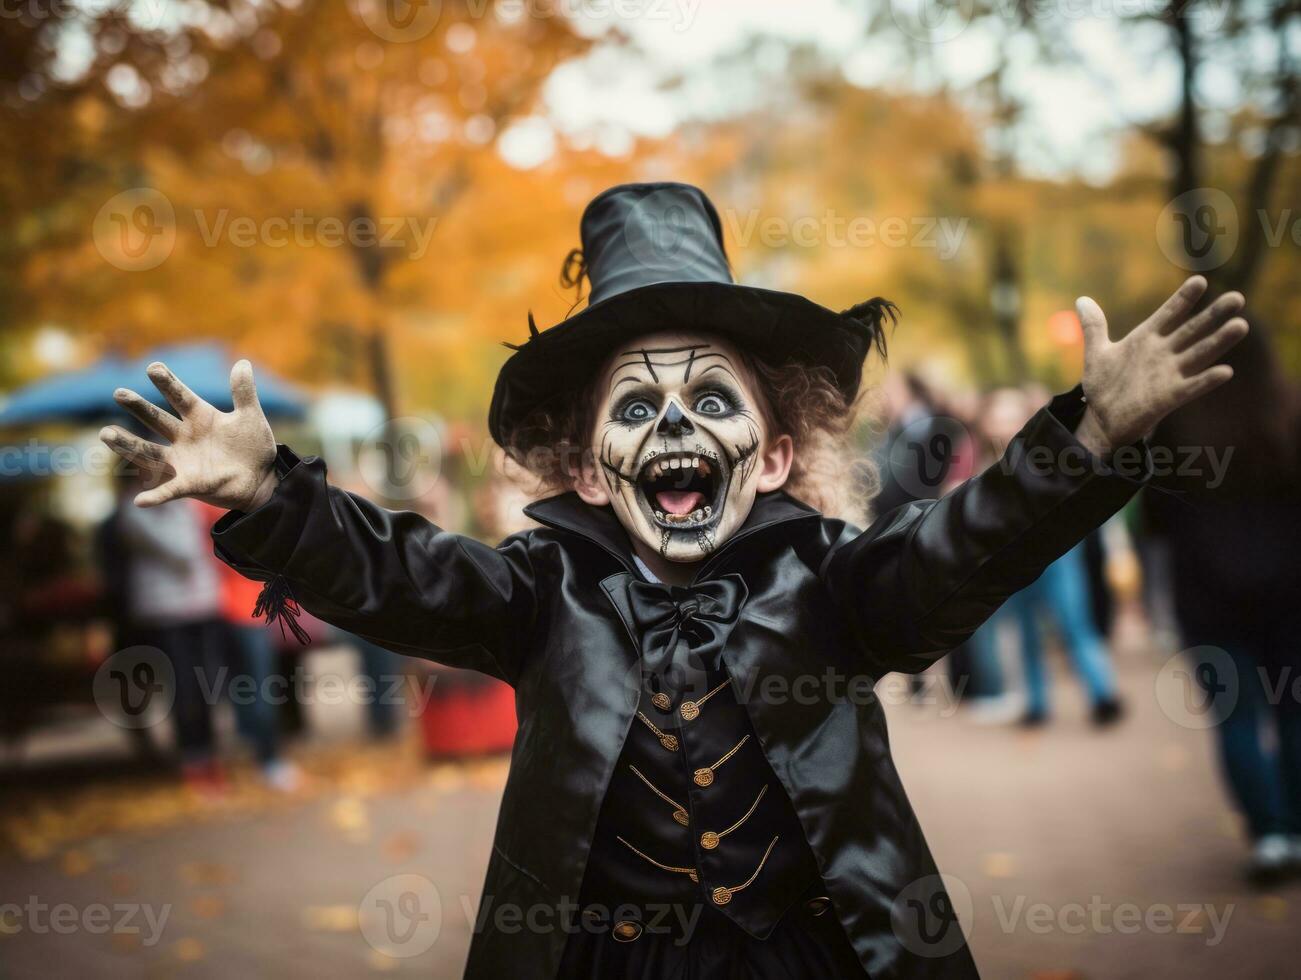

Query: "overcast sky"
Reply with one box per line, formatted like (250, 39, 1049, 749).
(50, 0, 1267, 183)
(537, 0, 1233, 183)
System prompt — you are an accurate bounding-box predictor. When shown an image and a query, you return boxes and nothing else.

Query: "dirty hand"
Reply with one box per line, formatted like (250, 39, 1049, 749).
(1073, 275, 1249, 455)
(99, 360, 278, 510)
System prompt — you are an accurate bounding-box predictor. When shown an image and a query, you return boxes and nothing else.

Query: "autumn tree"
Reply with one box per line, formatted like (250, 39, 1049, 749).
(14, 0, 590, 418)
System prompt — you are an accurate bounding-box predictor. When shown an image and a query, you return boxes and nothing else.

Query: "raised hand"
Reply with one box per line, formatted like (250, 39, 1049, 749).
(1073, 275, 1249, 455)
(100, 360, 278, 510)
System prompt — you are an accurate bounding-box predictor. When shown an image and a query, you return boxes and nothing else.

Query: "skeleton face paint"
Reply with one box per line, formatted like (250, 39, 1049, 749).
(592, 332, 769, 563)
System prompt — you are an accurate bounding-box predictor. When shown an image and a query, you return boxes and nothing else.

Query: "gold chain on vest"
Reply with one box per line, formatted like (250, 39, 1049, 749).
(636, 711, 679, 752)
(700, 785, 767, 850)
(679, 679, 730, 721)
(617, 836, 699, 883)
(693, 734, 749, 787)
(630, 764, 690, 826)
(710, 835, 779, 906)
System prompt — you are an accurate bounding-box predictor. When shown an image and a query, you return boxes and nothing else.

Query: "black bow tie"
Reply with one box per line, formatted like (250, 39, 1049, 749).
(625, 575, 749, 679)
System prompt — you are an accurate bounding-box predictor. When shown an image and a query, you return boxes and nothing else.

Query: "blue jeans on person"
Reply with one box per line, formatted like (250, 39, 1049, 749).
(343, 631, 405, 739)
(1011, 543, 1118, 716)
(151, 618, 225, 765)
(963, 617, 1005, 701)
(1192, 645, 1301, 839)
(227, 622, 282, 766)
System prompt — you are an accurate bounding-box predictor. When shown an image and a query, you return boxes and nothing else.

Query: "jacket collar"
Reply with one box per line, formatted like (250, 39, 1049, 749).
(522, 490, 822, 584)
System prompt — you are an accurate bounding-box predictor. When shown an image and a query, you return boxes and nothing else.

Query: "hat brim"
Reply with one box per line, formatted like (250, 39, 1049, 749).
(488, 280, 874, 450)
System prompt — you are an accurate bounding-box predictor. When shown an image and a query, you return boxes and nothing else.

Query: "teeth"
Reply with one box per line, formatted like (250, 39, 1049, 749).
(703, 505, 711, 517)
(655, 510, 665, 520)
(691, 509, 703, 521)
(642, 453, 718, 484)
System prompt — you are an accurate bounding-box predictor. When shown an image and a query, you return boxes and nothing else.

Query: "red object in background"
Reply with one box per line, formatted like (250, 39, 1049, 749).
(1049, 309, 1082, 345)
(419, 674, 517, 758)
(197, 500, 330, 650)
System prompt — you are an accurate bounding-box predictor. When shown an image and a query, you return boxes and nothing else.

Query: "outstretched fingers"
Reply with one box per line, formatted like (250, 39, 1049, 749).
(1176, 364, 1235, 404)
(113, 387, 180, 440)
(1166, 291, 1245, 349)
(1179, 317, 1249, 374)
(1074, 296, 1110, 357)
(146, 362, 203, 418)
(99, 425, 170, 471)
(1145, 275, 1209, 334)
(229, 359, 262, 415)
(132, 480, 185, 508)
(98, 425, 183, 507)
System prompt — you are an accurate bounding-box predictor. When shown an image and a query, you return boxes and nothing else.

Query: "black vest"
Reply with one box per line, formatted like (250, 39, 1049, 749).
(579, 573, 820, 938)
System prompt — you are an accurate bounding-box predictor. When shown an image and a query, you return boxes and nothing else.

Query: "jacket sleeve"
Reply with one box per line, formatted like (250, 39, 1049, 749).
(821, 386, 1151, 676)
(210, 446, 536, 685)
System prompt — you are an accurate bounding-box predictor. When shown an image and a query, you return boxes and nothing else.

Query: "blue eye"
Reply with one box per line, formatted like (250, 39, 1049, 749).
(694, 392, 731, 416)
(620, 399, 656, 424)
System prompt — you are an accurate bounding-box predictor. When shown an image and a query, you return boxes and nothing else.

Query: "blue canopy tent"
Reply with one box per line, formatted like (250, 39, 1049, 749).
(0, 343, 306, 427)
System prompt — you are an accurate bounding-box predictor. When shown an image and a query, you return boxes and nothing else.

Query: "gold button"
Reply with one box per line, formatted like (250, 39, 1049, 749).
(711, 887, 732, 906)
(693, 768, 714, 787)
(700, 831, 719, 850)
(612, 920, 643, 942)
(806, 896, 832, 917)
(679, 701, 699, 721)
(651, 692, 672, 711)
(672, 808, 690, 827)
(659, 734, 679, 752)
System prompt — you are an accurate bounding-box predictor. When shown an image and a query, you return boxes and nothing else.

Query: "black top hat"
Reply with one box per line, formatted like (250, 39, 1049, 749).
(488, 182, 892, 450)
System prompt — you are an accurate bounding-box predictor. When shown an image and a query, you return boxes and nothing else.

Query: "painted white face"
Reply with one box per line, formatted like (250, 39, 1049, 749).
(591, 333, 770, 563)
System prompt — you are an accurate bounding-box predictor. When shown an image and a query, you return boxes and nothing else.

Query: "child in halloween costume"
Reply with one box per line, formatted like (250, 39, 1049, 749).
(101, 183, 1249, 979)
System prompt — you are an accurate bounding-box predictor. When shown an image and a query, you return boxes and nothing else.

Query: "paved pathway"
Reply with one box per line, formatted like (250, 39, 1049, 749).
(1, 651, 1296, 978)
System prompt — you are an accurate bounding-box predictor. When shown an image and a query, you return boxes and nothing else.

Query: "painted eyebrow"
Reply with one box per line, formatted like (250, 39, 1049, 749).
(696, 363, 741, 384)
(616, 344, 711, 357)
(613, 344, 717, 383)
(610, 349, 736, 386)
(611, 373, 651, 391)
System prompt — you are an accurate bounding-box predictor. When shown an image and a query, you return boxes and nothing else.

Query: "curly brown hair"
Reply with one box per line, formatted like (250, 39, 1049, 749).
(498, 339, 884, 526)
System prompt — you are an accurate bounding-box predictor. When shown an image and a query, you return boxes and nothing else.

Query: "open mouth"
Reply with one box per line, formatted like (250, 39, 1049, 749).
(635, 451, 726, 530)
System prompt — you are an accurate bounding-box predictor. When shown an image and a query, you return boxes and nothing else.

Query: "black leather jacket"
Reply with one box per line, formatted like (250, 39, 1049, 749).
(212, 387, 1148, 979)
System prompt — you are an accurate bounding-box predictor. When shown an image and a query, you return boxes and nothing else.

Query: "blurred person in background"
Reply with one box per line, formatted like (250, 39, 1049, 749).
(197, 502, 303, 791)
(1146, 311, 1301, 884)
(950, 388, 1018, 721)
(872, 369, 964, 516)
(974, 386, 1124, 728)
(330, 474, 420, 742)
(874, 368, 977, 703)
(113, 472, 227, 792)
(339, 632, 406, 741)
(1009, 542, 1125, 727)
